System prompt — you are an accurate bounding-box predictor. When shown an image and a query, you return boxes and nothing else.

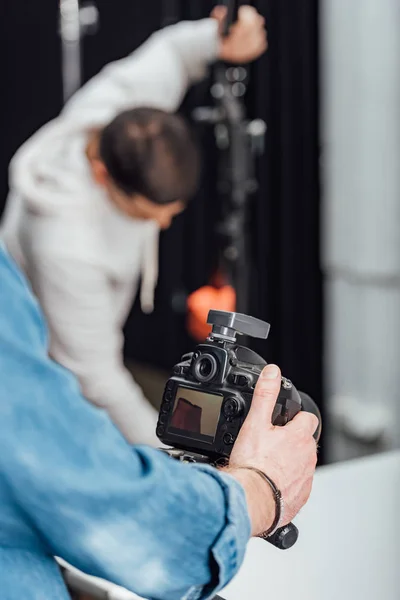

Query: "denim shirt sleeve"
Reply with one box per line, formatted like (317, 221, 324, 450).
(0, 248, 250, 600)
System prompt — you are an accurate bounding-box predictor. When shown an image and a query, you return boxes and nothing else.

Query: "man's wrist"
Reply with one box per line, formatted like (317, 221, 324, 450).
(222, 467, 276, 537)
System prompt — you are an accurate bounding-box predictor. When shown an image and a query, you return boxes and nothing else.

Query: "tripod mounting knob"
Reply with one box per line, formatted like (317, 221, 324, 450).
(207, 310, 270, 342)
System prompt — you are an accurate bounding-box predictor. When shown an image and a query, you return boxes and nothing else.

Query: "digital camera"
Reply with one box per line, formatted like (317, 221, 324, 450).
(157, 310, 321, 459)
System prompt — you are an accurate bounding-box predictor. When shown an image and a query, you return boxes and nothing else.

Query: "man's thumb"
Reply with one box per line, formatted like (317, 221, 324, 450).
(247, 364, 281, 424)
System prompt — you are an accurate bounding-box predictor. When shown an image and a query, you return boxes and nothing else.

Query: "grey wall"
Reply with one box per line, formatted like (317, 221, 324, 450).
(321, 0, 400, 455)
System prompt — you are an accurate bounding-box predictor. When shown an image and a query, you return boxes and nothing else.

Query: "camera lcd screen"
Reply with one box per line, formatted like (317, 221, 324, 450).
(167, 386, 223, 444)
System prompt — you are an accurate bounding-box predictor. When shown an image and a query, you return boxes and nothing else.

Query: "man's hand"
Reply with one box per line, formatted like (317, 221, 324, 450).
(225, 364, 319, 536)
(211, 5, 268, 64)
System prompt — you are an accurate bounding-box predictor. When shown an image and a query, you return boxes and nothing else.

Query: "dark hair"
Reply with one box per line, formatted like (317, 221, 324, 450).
(99, 107, 201, 205)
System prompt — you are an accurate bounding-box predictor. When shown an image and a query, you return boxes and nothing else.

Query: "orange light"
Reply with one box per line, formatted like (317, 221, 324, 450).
(187, 285, 236, 341)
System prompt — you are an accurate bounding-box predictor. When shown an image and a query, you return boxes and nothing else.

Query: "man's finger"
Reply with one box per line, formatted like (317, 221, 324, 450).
(285, 411, 319, 437)
(213, 6, 228, 18)
(246, 364, 281, 425)
(211, 6, 228, 26)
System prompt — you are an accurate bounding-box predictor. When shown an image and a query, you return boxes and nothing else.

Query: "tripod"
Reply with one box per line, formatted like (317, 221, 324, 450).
(192, 0, 266, 333)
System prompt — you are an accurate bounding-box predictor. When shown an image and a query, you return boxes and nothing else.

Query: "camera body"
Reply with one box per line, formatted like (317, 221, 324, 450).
(157, 310, 318, 459)
(157, 310, 321, 551)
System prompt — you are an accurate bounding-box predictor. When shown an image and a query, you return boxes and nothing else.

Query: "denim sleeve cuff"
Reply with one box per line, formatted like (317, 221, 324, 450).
(184, 464, 251, 600)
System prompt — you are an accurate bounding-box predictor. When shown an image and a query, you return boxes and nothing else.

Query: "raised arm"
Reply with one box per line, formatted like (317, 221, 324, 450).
(62, 19, 220, 125)
(61, 6, 268, 127)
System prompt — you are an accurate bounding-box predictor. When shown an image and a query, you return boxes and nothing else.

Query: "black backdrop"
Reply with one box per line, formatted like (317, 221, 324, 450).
(0, 0, 323, 456)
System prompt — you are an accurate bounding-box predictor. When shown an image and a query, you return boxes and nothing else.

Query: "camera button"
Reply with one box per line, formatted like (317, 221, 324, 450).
(223, 433, 235, 445)
(230, 374, 248, 387)
(159, 414, 168, 424)
(281, 377, 292, 390)
(156, 425, 165, 437)
(223, 398, 241, 418)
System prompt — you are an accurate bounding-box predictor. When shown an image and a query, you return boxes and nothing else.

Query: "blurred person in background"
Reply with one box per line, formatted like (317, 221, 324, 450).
(0, 239, 319, 598)
(1, 6, 267, 447)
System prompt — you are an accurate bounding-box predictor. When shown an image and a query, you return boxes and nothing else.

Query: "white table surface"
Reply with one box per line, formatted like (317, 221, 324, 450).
(60, 450, 400, 600)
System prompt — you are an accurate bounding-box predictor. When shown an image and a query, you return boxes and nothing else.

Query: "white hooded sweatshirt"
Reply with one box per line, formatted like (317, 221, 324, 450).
(1, 19, 219, 446)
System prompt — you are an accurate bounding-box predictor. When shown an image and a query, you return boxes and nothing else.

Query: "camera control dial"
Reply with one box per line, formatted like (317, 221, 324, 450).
(222, 397, 243, 419)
